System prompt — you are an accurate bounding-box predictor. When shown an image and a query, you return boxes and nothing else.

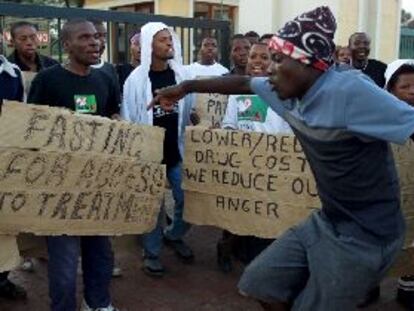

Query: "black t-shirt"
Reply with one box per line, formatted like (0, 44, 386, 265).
(116, 63, 135, 94)
(149, 67, 181, 168)
(362, 59, 387, 88)
(27, 65, 120, 118)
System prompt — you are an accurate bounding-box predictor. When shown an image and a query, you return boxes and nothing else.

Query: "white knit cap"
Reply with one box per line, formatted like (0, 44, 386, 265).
(384, 59, 414, 89)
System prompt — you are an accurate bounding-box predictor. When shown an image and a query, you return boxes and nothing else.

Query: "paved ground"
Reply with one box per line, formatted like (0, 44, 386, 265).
(0, 225, 410, 311)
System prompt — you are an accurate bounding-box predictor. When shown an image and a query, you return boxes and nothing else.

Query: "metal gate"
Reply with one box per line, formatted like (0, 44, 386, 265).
(0, 2, 231, 67)
(400, 27, 414, 59)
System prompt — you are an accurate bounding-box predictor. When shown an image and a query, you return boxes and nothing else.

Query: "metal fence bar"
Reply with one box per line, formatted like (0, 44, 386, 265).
(0, 2, 231, 66)
(57, 18, 62, 63)
(106, 20, 111, 61)
(187, 27, 192, 63)
(399, 27, 414, 59)
(0, 2, 229, 29)
(180, 27, 185, 60)
(221, 23, 231, 68)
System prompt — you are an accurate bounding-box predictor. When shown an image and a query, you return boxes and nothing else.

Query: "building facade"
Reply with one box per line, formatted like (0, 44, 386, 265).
(85, 0, 402, 63)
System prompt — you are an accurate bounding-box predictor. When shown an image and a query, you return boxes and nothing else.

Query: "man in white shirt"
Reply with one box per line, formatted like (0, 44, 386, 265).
(186, 36, 229, 77)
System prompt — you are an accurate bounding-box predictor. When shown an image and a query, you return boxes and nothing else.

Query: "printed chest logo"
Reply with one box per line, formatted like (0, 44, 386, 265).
(237, 95, 268, 123)
(74, 95, 97, 114)
(154, 103, 179, 118)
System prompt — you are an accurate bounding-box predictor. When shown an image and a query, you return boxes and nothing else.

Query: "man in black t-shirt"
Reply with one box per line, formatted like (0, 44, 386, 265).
(28, 19, 119, 311)
(116, 32, 141, 95)
(122, 22, 194, 277)
(349, 32, 387, 88)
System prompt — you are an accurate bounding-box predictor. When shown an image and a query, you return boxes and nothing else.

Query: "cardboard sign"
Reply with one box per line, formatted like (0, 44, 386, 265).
(0, 235, 20, 273)
(194, 93, 229, 128)
(0, 148, 165, 235)
(0, 101, 165, 271)
(393, 141, 414, 247)
(0, 102, 164, 162)
(183, 127, 319, 238)
(0, 102, 166, 235)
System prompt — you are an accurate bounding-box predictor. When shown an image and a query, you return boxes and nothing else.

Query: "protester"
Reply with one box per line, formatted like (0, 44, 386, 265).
(28, 19, 120, 311)
(222, 42, 291, 133)
(90, 20, 121, 116)
(116, 32, 141, 94)
(229, 34, 251, 75)
(150, 6, 414, 310)
(218, 43, 292, 272)
(219, 43, 292, 272)
(186, 36, 229, 77)
(349, 32, 387, 87)
(259, 34, 273, 45)
(245, 30, 260, 45)
(6, 21, 47, 272)
(0, 55, 27, 302)
(385, 59, 414, 310)
(335, 45, 351, 65)
(216, 34, 250, 272)
(121, 22, 194, 277)
(8, 21, 58, 72)
(87, 19, 124, 277)
(385, 60, 414, 106)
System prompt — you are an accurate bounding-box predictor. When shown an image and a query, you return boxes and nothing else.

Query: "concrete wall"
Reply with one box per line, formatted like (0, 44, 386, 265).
(84, 0, 402, 62)
(84, 0, 145, 9)
(336, 0, 359, 46)
(237, 0, 273, 34)
(376, 0, 401, 63)
(157, 0, 191, 17)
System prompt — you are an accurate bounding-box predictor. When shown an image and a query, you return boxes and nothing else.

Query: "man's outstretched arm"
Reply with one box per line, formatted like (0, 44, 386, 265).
(148, 75, 252, 110)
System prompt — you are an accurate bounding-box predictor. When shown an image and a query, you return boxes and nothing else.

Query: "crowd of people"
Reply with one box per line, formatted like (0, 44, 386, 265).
(1, 5, 414, 311)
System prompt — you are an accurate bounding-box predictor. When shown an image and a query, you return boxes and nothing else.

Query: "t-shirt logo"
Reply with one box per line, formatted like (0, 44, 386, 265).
(236, 95, 268, 123)
(74, 95, 97, 114)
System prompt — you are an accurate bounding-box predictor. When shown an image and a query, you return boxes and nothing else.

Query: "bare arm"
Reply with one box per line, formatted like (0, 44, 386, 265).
(148, 75, 252, 111)
(182, 75, 252, 94)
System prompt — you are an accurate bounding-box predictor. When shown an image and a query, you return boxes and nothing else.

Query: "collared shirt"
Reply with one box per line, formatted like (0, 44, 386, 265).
(251, 68, 414, 241)
(8, 50, 58, 72)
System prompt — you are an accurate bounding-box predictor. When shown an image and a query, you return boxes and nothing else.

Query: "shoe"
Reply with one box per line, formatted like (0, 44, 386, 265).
(21, 258, 35, 272)
(0, 280, 27, 300)
(163, 237, 194, 263)
(357, 286, 380, 308)
(112, 266, 122, 278)
(81, 300, 120, 311)
(397, 275, 414, 310)
(142, 257, 165, 277)
(217, 240, 233, 273)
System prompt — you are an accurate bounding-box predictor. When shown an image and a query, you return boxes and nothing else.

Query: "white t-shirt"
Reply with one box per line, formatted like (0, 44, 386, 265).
(222, 94, 292, 134)
(185, 62, 229, 78)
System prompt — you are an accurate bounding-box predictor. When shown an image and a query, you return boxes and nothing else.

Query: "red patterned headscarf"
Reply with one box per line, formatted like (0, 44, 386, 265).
(269, 6, 336, 71)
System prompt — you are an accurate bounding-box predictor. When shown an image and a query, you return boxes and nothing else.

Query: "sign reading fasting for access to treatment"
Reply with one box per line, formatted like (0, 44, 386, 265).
(0, 102, 166, 236)
(182, 126, 320, 238)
